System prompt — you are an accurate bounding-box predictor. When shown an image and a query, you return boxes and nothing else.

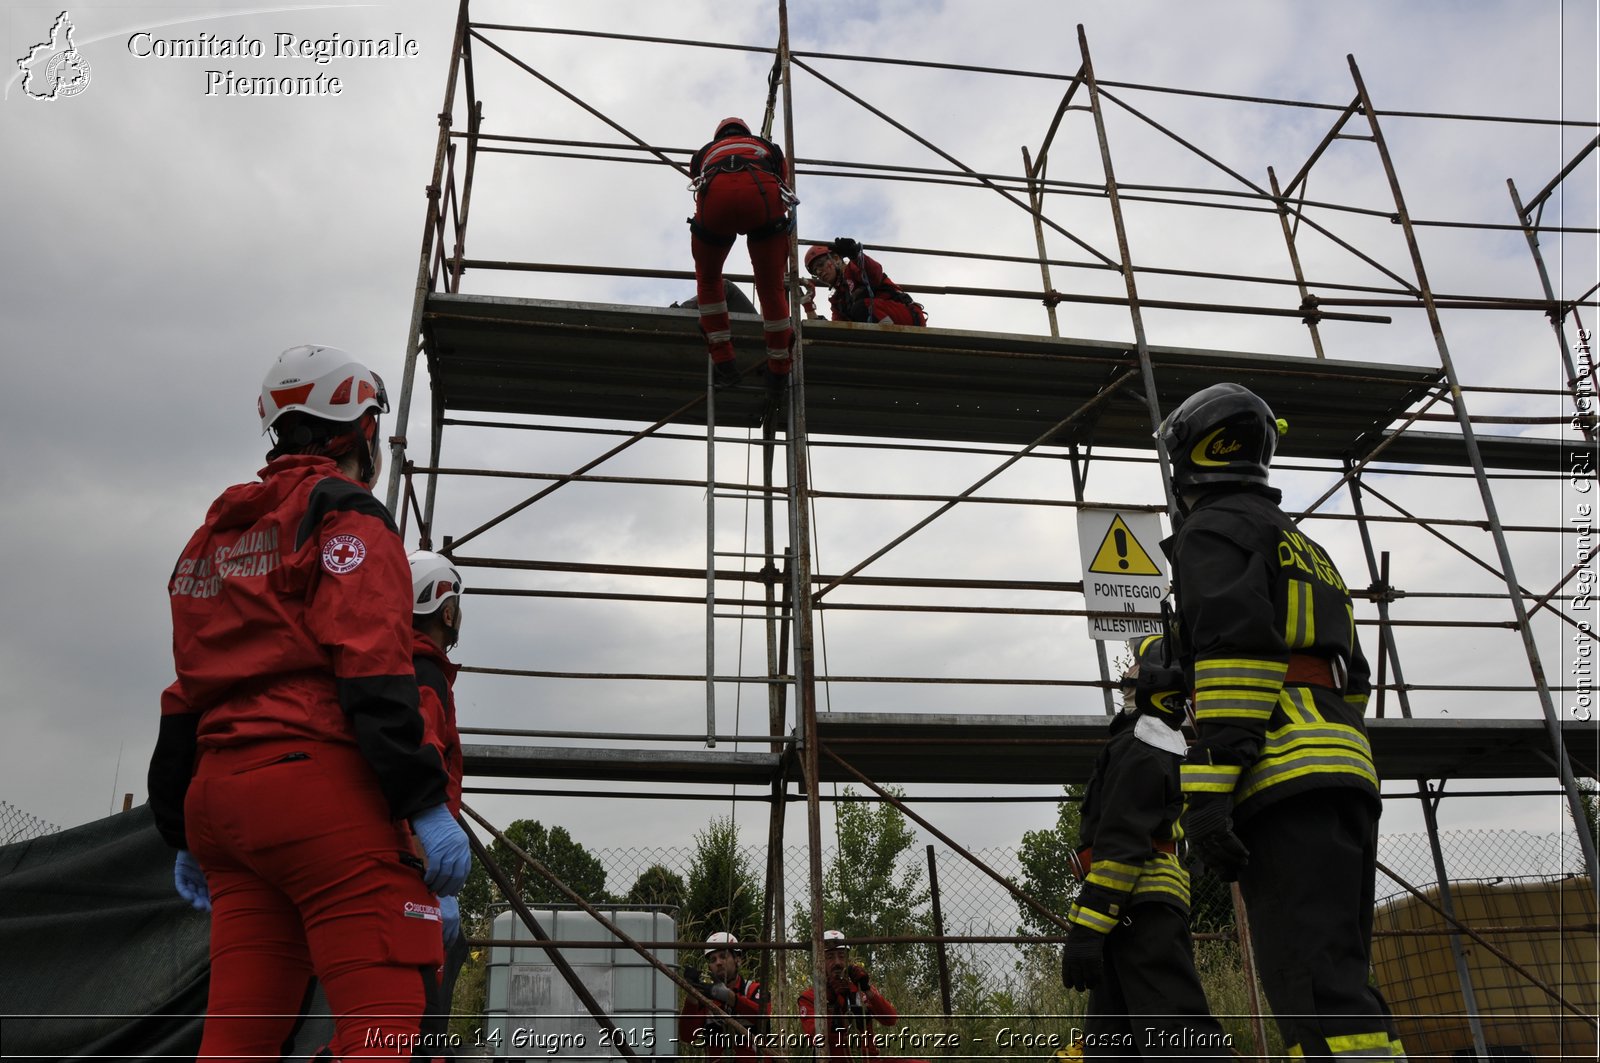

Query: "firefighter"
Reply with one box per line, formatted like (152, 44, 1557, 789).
(803, 239, 926, 326)
(149, 344, 470, 1059)
(1157, 382, 1405, 1060)
(1060, 634, 1231, 1059)
(409, 549, 470, 1055)
(688, 116, 797, 389)
(796, 931, 928, 1062)
(678, 932, 770, 1059)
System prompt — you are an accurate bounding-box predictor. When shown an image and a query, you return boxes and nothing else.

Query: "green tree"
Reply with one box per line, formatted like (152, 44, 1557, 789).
(792, 787, 933, 993)
(682, 817, 764, 948)
(457, 819, 610, 935)
(627, 863, 688, 910)
(1015, 785, 1084, 937)
(1575, 778, 1600, 849)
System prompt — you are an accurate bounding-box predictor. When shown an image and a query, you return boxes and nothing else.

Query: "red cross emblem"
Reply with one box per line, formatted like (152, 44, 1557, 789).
(322, 534, 367, 574)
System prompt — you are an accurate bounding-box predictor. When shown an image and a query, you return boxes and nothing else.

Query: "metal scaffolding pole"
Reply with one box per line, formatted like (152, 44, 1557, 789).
(1346, 465, 1490, 1060)
(1508, 175, 1597, 442)
(776, 0, 833, 1038)
(386, 0, 470, 515)
(1348, 53, 1600, 889)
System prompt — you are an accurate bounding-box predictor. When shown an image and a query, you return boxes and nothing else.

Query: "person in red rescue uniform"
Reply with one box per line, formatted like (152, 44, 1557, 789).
(1060, 635, 1230, 1058)
(796, 931, 928, 1062)
(688, 115, 797, 389)
(409, 549, 470, 1057)
(677, 932, 770, 1060)
(148, 344, 471, 1060)
(1158, 382, 1405, 1061)
(803, 239, 926, 326)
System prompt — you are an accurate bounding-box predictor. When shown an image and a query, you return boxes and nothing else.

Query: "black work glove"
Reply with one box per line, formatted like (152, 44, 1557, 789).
(847, 963, 871, 992)
(1185, 795, 1250, 882)
(830, 237, 863, 260)
(1060, 923, 1106, 992)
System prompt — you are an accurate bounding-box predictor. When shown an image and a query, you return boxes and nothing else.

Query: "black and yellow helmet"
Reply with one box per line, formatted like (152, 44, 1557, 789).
(1125, 634, 1188, 728)
(1156, 382, 1286, 490)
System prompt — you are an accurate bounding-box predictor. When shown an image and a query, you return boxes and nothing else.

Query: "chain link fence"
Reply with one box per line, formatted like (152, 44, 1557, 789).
(580, 830, 1589, 975)
(0, 800, 62, 845)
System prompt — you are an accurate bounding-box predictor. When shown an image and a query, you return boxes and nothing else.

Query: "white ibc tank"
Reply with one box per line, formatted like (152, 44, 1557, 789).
(483, 905, 677, 1059)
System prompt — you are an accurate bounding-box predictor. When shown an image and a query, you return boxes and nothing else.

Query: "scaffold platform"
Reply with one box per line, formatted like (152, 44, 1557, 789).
(421, 292, 1567, 470)
(461, 714, 1595, 788)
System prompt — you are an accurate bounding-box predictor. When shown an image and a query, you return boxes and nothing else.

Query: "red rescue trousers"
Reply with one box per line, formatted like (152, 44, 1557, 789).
(186, 739, 444, 1060)
(853, 297, 919, 326)
(690, 168, 794, 375)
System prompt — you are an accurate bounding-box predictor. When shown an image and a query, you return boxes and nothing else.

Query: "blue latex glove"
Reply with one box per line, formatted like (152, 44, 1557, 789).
(410, 804, 470, 896)
(440, 894, 460, 947)
(174, 850, 211, 912)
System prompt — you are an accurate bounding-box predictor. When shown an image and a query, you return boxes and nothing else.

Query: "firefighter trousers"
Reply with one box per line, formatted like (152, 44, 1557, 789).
(186, 740, 444, 1061)
(1237, 789, 1405, 1060)
(1082, 902, 1232, 1059)
(689, 168, 794, 374)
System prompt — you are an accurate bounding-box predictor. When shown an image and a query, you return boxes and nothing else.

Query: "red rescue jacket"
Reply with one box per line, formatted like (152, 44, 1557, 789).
(149, 455, 447, 849)
(797, 981, 900, 1060)
(679, 974, 770, 1060)
(827, 254, 925, 325)
(415, 632, 463, 816)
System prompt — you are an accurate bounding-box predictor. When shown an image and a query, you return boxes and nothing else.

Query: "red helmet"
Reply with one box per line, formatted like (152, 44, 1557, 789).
(714, 116, 751, 139)
(804, 244, 832, 273)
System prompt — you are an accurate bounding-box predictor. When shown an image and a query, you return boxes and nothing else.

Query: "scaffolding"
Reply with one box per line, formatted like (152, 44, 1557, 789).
(385, 2, 1598, 1056)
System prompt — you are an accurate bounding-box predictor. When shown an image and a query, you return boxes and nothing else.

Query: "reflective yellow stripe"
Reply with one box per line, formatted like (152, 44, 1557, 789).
(1196, 675, 1285, 692)
(1195, 658, 1288, 681)
(1181, 763, 1243, 794)
(1067, 902, 1118, 934)
(1326, 1031, 1395, 1057)
(1286, 579, 1317, 649)
(1195, 706, 1276, 723)
(1279, 686, 1325, 725)
(1130, 854, 1191, 906)
(1345, 692, 1369, 711)
(1238, 750, 1379, 800)
(1195, 688, 1278, 719)
(1261, 721, 1373, 758)
(1086, 859, 1140, 892)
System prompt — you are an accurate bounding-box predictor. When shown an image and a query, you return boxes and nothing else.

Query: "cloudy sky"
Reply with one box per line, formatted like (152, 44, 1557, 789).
(3, 1, 1596, 895)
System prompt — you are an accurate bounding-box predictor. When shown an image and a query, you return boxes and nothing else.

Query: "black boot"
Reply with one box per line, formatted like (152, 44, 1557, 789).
(711, 359, 740, 389)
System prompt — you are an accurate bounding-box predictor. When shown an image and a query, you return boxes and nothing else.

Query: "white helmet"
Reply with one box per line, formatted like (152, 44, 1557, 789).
(704, 931, 741, 957)
(259, 344, 389, 434)
(408, 550, 463, 615)
(822, 929, 846, 949)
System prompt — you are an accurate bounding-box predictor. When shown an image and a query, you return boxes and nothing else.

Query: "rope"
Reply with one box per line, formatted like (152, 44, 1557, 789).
(761, 48, 783, 140)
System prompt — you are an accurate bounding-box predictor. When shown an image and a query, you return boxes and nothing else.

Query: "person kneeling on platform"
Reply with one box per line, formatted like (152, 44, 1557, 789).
(803, 239, 926, 326)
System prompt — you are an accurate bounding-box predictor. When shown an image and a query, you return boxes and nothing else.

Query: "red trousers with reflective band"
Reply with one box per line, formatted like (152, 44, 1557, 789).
(186, 739, 443, 1060)
(690, 168, 793, 374)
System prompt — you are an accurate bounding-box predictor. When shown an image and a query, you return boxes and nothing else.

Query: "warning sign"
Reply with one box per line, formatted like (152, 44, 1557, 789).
(1077, 507, 1169, 641)
(1087, 515, 1163, 576)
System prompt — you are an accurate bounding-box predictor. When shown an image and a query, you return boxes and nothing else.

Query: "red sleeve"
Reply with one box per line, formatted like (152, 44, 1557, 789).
(732, 981, 768, 1018)
(304, 503, 446, 819)
(303, 507, 415, 679)
(417, 683, 461, 815)
(858, 253, 891, 290)
(865, 985, 898, 1025)
(796, 990, 815, 1037)
(678, 1003, 704, 1045)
